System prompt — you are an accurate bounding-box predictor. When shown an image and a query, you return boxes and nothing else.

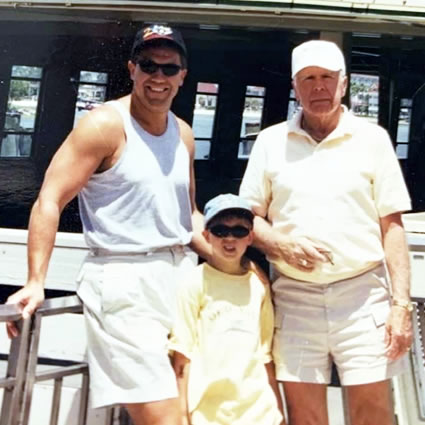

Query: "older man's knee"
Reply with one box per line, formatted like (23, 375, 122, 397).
(124, 398, 181, 425)
(346, 381, 395, 425)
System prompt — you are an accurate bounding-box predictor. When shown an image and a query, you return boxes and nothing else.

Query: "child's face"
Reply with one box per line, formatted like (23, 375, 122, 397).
(203, 216, 253, 266)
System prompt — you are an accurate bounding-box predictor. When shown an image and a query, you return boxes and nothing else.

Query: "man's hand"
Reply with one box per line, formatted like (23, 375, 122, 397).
(385, 305, 413, 360)
(268, 234, 332, 271)
(5, 283, 45, 338)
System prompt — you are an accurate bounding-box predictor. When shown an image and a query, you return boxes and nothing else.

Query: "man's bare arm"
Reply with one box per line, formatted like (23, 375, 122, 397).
(178, 118, 211, 261)
(265, 362, 286, 425)
(380, 212, 413, 360)
(252, 215, 328, 271)
(6, 106, 120, 337)
(172, 351, 191, 425)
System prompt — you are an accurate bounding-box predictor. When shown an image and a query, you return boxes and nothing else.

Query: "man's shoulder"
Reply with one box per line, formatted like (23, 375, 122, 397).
(258, 121, 288, 138)
(251, 121, 288, 156)
(347, 112, 388, 136)
(68, 100, 126, 164)
(79, 100, 124, 133)
(173, 114, 194, 152)
(174, 114, 191, 132)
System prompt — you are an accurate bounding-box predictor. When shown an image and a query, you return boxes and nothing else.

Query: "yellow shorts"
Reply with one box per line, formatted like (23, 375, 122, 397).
(272, 263, 408, 386)
(76, 247, 197, 408)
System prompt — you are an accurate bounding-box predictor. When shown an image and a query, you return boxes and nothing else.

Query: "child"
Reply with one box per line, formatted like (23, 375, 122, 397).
(170, 193, 285, 425)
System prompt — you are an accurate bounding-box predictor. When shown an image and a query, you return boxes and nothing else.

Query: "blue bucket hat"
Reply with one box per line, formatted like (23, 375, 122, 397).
(204, 194, 254, 227)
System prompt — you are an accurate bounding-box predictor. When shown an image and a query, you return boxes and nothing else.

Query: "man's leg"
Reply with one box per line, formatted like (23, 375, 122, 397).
(345, 380, 395, 425)
(125, 398, 181, 425)
(283, 382, 328, 425)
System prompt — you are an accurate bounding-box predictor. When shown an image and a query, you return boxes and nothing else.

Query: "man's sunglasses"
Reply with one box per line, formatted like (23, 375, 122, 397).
(137, 59, 182, 77)
(208, 224, 251, 239)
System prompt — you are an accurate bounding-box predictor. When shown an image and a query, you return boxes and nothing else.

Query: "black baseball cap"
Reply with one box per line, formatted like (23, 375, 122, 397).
(131, 24, 187, 60)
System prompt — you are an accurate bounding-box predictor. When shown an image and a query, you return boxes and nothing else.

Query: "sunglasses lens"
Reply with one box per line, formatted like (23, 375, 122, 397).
(138, 60, 181, 76)
(209, 225, 250, 238)
(232, 226, 250, 238)
(161, 64, 181, 76)
(138, 60, 158, 74)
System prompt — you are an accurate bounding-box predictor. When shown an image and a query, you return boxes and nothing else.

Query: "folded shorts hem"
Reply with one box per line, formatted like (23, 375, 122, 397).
(275, 366, 330, 385)
(339, 356, 408, 386)
(274, 355, 408, 386)
(91, 387, 179, 409)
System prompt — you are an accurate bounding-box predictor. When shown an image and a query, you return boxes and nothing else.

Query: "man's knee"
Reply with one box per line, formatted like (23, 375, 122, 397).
(348, 402, 394, 425)
(124, 398, 181, 425)
(346, 381, 395, 425)
(284, 382, 328, 425)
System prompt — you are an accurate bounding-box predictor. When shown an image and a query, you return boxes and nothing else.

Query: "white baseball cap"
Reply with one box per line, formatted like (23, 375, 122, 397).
(291, 40, 346, 78)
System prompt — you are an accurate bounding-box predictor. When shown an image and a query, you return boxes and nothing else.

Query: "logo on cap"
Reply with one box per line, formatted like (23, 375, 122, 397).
(143, 25, 173, 41)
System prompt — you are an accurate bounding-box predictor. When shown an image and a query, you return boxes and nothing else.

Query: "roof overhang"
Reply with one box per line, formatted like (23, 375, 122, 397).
(0, 0, 424, 37)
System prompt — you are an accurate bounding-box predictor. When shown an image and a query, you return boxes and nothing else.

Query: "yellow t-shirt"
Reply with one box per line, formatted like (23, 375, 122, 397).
(240, 107, 411, 284)
(170, 263, 282, 425)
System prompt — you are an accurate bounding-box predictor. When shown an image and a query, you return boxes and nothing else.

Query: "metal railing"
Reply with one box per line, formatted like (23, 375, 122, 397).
(0, 296, 89, 425)
(412, 297, 425, 420)
(0, 295, 424, 425)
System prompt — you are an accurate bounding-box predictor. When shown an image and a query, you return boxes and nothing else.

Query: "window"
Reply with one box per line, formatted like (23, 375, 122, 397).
(287, 88, 299, 120)
(192, 82, 219, 160)
(350, 73, 379, 124)
(73, 71, 108, 127)
(238, 86, 266, 158)
(396, 98, 412, 159)
(1, 65, 42, 157)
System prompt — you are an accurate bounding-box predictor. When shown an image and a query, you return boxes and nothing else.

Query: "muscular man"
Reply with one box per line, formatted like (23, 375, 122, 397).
(7, 24, 207, 425)
(240, 40, 413, 425)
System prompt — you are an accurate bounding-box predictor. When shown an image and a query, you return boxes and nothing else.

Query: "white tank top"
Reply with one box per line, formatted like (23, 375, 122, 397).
(78, 101, 193, 253)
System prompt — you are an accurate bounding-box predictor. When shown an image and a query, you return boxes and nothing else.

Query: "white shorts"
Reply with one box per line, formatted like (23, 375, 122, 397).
(76, 246, 197, 408)
(272, 263, 408, 386)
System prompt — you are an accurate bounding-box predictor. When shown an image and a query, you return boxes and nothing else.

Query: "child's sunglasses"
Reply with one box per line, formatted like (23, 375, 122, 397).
(208, 224, 251, 239)
(137, 59, 182, 77)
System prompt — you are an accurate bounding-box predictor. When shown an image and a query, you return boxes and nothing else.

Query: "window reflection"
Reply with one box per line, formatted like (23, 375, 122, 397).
(1, 133, 32, 157)
(192, 82, 219, 160)
(73, 71, 108, 127)
(287, 88, 299, 120)
(350, 73, 379, 124)
(396, 98, 412, 159)
(238, 85, 266, 158)
(11, 65, 42, 79)
(1, 65, 42, 158)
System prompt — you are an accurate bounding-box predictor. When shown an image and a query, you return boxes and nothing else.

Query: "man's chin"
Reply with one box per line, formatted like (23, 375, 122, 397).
(307, 103, 339, 116)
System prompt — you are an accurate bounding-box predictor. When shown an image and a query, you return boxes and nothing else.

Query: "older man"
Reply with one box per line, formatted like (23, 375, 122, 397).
(7, 24, 208, 425)
(240, 40, 412, 425)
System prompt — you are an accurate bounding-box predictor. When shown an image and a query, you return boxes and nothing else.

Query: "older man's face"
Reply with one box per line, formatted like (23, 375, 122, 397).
(293, 66, 347, 117)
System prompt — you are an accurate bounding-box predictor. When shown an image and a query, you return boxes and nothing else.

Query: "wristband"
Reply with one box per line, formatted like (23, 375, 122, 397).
(392, 298, 414, 313)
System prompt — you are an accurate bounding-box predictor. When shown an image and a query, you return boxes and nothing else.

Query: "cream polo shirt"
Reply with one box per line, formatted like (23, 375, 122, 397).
(240, 107, 411, 284)
(169, 263, 282, 425)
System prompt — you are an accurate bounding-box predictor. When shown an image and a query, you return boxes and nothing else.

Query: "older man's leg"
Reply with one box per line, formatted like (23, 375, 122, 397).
(125, 398, 181, 425)
(345, 380, 395, 425)
(283, 382, 328, 425)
